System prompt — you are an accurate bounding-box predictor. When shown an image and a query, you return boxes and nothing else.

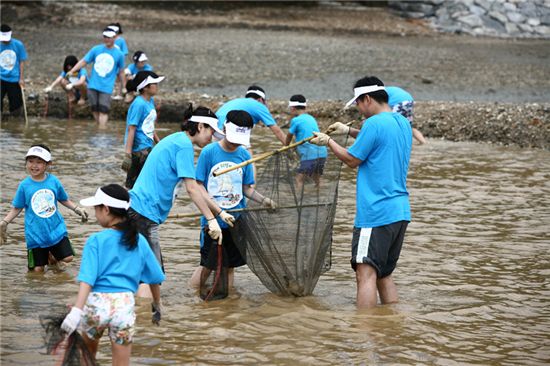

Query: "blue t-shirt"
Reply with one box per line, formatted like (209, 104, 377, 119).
(0, 38, 28, 83)
(130, 132, 196, 224)
(83, 44, 125, 94)
(196, 142, 254, 231)
(125, 63, 153, 77)
(60, 68, 88, 84)
(12, 174, 69, 249)
(347, 112, 412, 228)
(114, 37, 128, 57)
(124, 95, 156, 152)
(78, 229, 165, 293)
(216, 98, 276, 129)
(386, 86, 414, 108)
(289, 113, 328, 161)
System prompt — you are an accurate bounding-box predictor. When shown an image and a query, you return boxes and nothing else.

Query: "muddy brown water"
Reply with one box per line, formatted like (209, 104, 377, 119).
(1, 118, 549, 365)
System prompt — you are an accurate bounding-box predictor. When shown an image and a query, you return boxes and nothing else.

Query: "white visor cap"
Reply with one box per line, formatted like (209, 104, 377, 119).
(102, 30, 116, 38)
(344, 85, 386, 108)
(137, 53, 148, 62)
(26, 146, 51, 162)
(136, 75, 165, 91)
(80, 187, 131, 209)
(288, 100, 307, 107)
(225, 122, 252, 146)
(246, 89, 266, 99)
(0, 31, 12, 42)
(189, 115, 225, 140)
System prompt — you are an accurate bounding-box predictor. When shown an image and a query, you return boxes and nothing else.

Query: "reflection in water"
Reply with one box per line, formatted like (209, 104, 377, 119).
(1, 120, 549, 365)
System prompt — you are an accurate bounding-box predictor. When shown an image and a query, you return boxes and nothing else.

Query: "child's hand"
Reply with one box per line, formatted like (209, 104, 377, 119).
(121, 154, 132, 172)
(61, 307, 83, 335)
(73, 206, 89, 223)
(0, 220, 8, 245)
(65, 83, 74, 91)
(43, 86, 52, 93)
(218, 211, 235, 227)
(151, 301, 162, 325)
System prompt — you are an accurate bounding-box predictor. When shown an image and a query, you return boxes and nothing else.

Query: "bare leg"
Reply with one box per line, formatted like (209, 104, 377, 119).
(189, 266, 204, 288)
(92, 111, 99, 123)
(98, 112, 109, 128)
(228, 268, 235, 288)
(377, 275, 399, 304)
(412, 128, 427, 145)
(32, 266, 45, 273)
(111, 341, 131, 366)
(136, 284, 153, 298)
(355, 264, 378, 308)
(295, 173, 305, 194)
(81, 333, 100, 358)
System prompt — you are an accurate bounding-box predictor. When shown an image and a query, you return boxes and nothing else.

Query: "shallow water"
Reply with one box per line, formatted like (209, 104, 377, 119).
(1, 118, 549, 365)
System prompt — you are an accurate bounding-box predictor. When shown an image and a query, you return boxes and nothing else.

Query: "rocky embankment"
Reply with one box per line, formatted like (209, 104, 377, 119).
(13, 92, 550, 149)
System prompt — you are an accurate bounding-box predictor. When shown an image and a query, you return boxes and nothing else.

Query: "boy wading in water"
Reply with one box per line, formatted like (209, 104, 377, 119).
(310, 76, 412, 309)
(0, 145, 88, 271)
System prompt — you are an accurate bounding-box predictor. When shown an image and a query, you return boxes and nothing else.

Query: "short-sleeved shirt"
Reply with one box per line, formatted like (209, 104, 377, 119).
(114, 37, 128, 57)
(0, 38, 28, 83)
(216, 98, 276, 129)
(130, 132, 196, 224)
(77, 229, 165, 293)
(386, 86, 414, 108)
(125, 63, 153, 77)
(12, 174, 69, 249)
(124, 95, 156, 152)
(196, 142, 254, 230)
(347, 112, 412, 228)
(60, 69, 88, 84)
(83, 44, 125, 94)
(289, 113, 328, 161)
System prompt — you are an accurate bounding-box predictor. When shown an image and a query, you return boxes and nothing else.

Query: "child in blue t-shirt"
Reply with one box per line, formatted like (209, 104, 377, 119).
(43, 55, 88, 106)
(121, 71, 164, 189)
(108, 23, 128, 101)
(189, 110, 276, 289)
(285, 94, 328, 191)
(0, 145, 89, 272)
(123, 51, 154, 103)
(60, 184, 165, 365)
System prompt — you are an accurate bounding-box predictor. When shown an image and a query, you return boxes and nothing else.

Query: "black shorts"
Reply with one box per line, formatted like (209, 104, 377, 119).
(350, 221, 408, 278)
(297, 158, 326, 176)
(200, 228, 246, 269)
(87, 88, 112, 113)
(27, 236, 75, 269)
(125, 148, 151, 189)
(1, 80, 23, 113)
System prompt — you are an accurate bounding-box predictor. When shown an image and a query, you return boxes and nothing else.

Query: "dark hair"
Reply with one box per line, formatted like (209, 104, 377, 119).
(108, 22, 123, 34)
(246, 85, 266, 100)
(1, 25, 11, 33)
(180, 102, 194, 130)
(30, 143, 51, 152)
(63, 55, 78, 73)
(354, 76, 388, 104)
(132, 50, 145, 63)
(289, 94, 307, 110)
(226, 110, 253, 128)
(181, 106, 216, 135)
(100, 184, 138, 250)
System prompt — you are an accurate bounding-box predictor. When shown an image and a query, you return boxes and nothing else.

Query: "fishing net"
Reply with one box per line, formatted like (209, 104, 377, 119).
(199, 239, 229, 301)
(230, 133, 348, 296)
(40, 312, 98, 366)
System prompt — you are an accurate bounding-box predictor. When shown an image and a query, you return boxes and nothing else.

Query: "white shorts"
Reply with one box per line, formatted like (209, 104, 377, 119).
(80, 292, 136, 345)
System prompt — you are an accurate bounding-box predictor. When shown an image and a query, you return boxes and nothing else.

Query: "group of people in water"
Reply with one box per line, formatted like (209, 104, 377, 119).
(1, 22, 419, 364)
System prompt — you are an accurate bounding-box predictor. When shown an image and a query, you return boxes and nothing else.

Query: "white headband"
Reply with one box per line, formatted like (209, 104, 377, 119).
(26, 146, 51, 162)
(0, 31, 12, 41)
(137, 75, 165, 91)
(246, 89, 266, 99)
(103, 30, 116, 38)
(288, 101, 307, 107)
(108, 25, 120, 33)
(344, 85, 386, 108)
(80, 187, 131, 209)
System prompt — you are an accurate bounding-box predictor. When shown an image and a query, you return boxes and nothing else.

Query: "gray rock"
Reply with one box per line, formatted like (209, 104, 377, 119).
(402, 3, 436, 15)
(503, 2, 517, 11)
(482, 15, 507, 32)
(517, 2, 540, 18)
(458, 13, 484, 27)
(469, 4, 487, 15)
(474, 0, 493, 11)
(518, 23, 534, 32)
(489, 10, 508, 24)
(527, 18, 541, 26)
(507, 11, 526, 23)
(541, 14, 550, 25)
(505, 22, 520, 34)
(451, 10, 471, 19)
(536, 25, 550, 35)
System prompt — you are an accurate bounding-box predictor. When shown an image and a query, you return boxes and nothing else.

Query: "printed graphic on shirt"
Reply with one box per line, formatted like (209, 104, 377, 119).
(0, 50, 16, 71)
(31, 189, 57, 218)
(208, 162, 243, 209)
(142, 109, 157, 140)
(94, 53, 115, 77)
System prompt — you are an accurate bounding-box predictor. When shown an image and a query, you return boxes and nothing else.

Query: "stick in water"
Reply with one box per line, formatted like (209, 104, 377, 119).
(21, 87, 28, 126)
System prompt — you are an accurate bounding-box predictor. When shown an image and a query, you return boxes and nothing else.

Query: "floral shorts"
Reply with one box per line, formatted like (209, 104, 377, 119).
(80, 292, 136, 345)
(392, 101, 414, 125)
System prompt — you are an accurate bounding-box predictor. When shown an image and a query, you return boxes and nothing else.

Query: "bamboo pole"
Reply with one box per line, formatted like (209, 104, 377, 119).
(21, 87, 28, 126)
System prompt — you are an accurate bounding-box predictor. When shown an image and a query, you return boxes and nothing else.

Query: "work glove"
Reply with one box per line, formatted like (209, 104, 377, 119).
(262, 197, 277, 210)
(65, 83, 74, 91)
(122, 88, 128, 95)
(121, 153, 132, 172)
(43, 86, 52, 93)
(151, 301, 162, 325)
(207, 218, 222, 242)
(309, 132, 331, 146)
(218, 211, 235, 227)
(73, 206, 89, 223)
(326, 121, 350, 135)
(0, 220, 8, 245)
(61, 307, 83, 335)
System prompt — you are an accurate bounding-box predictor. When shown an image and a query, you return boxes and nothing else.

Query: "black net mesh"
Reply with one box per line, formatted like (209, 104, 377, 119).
(199, 241, 229, 301)
(230, 133, 348, 296)
(40, 312, 98, 366)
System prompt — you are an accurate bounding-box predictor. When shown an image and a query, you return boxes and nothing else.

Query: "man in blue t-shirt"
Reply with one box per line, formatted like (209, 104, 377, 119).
(67, 27, 125, 127)
(0, 24, 28, 115)
(386, 86, 427, 145)
(285, 94, 328, 191)
(216, 85, 286, 145)
(190, 110, 276, 288)
(310, 76, 412, 309)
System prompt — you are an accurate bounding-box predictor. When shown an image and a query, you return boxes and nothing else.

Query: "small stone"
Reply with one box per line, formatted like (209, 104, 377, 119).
(535, 25, 550, 35)
(505, 22, 520, 34)
(474, 0, 493, 11)
(518, 23, 534, 32)
(503, 2, 517, 11)
(488, 11, 508, 24)
(527, 18, 541, 26)
(458, 13, 484, 27)
(507, 11, 526, 23)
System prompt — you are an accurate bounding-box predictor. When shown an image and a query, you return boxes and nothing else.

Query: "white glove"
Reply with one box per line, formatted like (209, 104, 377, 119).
(122, 88, 128, 95)
(207, 218, 222, 242)
(73, 206, 89, 223)
(218, 211, 235, 227)
(262, 197, 277, 210)
(65, 83, 74, 91)
(0, 220, 8, 245)
(309, 132, 332, 146)
(61, 307, 83, 335)
(326, 121, 350, 135)
(43, 86, 52, 93)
